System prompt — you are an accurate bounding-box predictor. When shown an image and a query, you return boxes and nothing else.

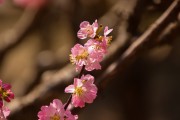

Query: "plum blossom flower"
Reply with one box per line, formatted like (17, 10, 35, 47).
(70, 44, 89, 67)
(38, 99, 77, 120)
(14, 0, 47, 8)
(77, 20, 98, 39)
(65, 74, 97, 108)
(0, 106, 10, 120)
(0, 80, 14, 107)
(70, 44, 102, 71)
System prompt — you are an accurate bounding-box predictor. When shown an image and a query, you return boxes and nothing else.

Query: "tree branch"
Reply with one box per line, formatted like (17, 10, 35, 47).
(0, 7, 39, 56)
(96, 0, 180, 86)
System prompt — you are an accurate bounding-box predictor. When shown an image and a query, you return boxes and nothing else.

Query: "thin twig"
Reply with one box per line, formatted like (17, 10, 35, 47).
(64, 95, 72, 110)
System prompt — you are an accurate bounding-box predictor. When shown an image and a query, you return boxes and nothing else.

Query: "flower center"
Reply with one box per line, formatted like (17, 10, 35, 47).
(0, 87, 8, 99)
(75, 50, 88, 60)
(50, 114, 60, 120)
(75, 87, 84, 96)
(86, 26, 93, 35)
(107, 36, 112, 46)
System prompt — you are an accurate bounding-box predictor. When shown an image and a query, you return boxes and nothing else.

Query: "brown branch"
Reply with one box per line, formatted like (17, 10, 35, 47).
(96, 0, 180, 86)
(155, 21, 180, 45)
(0, 7, 39, 55)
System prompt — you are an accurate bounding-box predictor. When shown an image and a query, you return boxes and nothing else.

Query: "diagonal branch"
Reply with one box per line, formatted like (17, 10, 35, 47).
(0, 7, 39, 56)
(96, 0, 180, 86)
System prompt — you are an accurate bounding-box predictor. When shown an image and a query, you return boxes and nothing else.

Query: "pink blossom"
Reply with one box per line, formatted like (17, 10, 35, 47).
(103, 26, 113, 45)
(0, 106, 10, 119)
(0, 80, 14, 107)
(70, 43, 103, 71)
(70, 44, 89, 67)
(65, 110, 78, 120)
(14, 0, 47, 8)
(65, 74, 97, 108)
(38, 99, 77, 120)
(77, 20, 98, 39)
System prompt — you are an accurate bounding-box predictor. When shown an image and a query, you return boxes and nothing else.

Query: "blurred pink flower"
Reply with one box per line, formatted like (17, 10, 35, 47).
(0, 80, 14, 107)
(104, 26, 113, 37)
(38, 99, 77, 120)
(65, 74, 97, 108)
(103, 26, 113, 46)
(77, 20, 98, 39)
(70, 44, 89, 67)
(0, 0, 3, 4)
(0, 106, 10, 119)
(14, 0, 47, 8)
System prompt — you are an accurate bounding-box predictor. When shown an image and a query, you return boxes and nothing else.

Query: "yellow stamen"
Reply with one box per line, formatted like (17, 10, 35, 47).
(96, 24, 103, 35)
(69, 54, 75, 64)
(75, 87, 84, 96)
(50, 114, 60, 120)
(75, 51, 88, 60)
(107, 36, 113, 46)
(0, 87, 8, 99)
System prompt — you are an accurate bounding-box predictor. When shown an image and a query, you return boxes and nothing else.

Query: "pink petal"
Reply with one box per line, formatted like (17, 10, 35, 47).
(77, 30, 87, 39)
(104, 26, 113, 36)
(74, 78, 83, 87)
(81, 74, 94, 82)
(3, 84, 11, 90)
(51, 99, 63, 109)
(79, 21, 89, 28)
(65, 85, 75, 93)
(72, 95, 85, 108)
(0, 80, 2, 86)
(0, 100, 3, 107)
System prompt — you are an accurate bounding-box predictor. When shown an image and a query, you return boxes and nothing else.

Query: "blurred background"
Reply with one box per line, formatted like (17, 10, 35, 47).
(0, 0, 180, 120)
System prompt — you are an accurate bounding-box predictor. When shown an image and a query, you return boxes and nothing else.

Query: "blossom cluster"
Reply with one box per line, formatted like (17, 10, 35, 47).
(70, 20, 113, 71)
(38, 20, 112, 120)
(0, 80, 14, 119)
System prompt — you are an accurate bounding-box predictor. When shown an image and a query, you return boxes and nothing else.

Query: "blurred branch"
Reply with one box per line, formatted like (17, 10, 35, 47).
(155, 20, 180, 45)
(8, 0, 140, 114)
(96, 0, 180, 86)
(102, 0, 138, 58)
(0, 7, 39, 56)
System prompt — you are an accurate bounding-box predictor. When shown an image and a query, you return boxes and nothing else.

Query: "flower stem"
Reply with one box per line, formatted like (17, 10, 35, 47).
(64, 65, 85, 110)
(64, 95, 72, 110)
(78, 65, 85, 78)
